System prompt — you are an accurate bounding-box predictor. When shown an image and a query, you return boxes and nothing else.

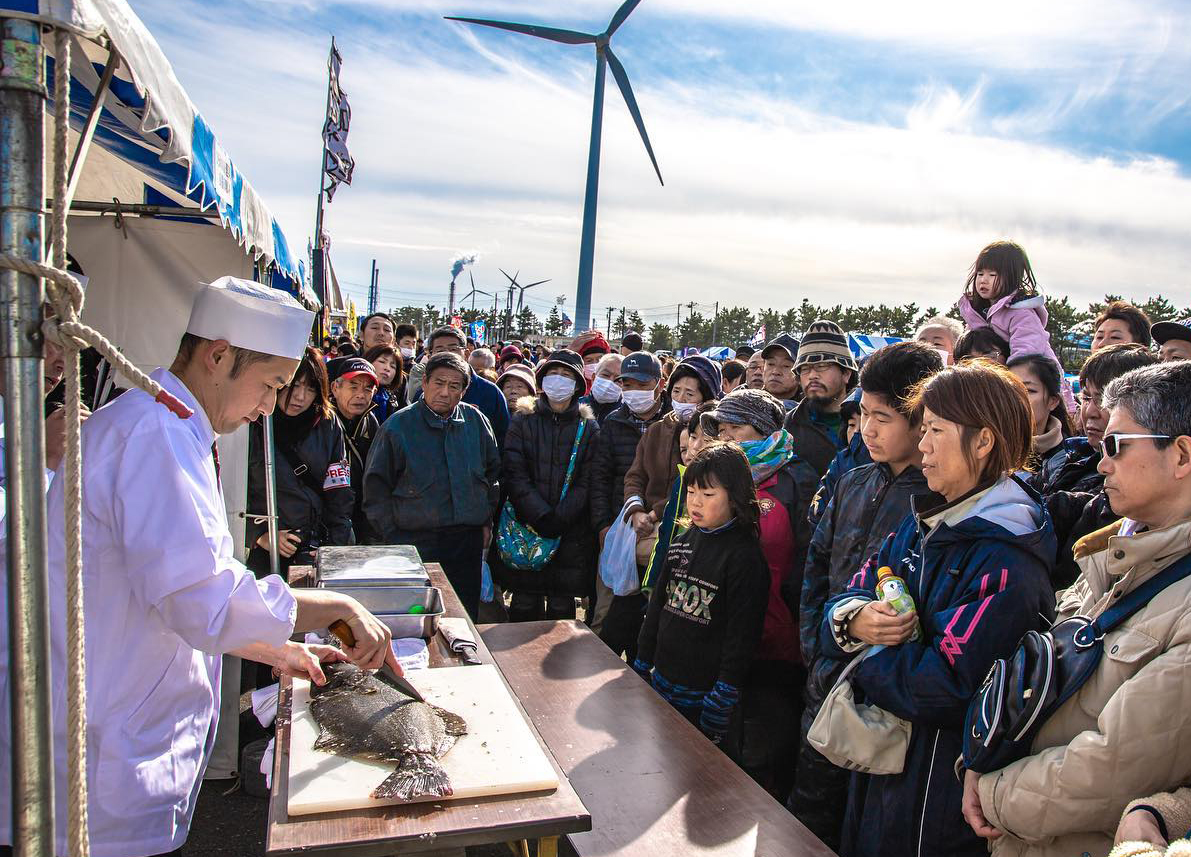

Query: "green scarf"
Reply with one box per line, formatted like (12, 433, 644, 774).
(739, 428, 797, 484)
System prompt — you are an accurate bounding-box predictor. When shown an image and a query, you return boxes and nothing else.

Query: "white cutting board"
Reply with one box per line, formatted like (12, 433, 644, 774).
(287, 664, 559, 816)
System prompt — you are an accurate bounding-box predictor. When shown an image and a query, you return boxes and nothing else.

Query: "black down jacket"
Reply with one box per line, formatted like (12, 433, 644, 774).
(489, 395, 601, 597)
(247, 408, 354, 567)
(589, 400, 670, 531)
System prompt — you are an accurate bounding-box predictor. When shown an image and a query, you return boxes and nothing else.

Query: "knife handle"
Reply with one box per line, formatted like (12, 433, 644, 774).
(328, 619, 356, 647)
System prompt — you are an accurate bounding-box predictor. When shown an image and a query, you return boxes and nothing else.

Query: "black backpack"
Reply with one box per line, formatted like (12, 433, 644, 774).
(963, 550, 1191, 773)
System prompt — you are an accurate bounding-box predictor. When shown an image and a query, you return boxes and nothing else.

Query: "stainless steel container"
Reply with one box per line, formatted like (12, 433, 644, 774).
(316, 545, 430, 588)
(322, 585, 444, 639)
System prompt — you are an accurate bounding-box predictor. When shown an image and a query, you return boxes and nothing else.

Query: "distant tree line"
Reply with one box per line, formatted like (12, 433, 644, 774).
(385, 293, 1188, 371)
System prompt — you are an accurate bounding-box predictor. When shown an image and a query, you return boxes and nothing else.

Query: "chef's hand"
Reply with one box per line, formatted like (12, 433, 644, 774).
(257, 530, 301, 558)
(274, 642, 347, 686)
(45, 404, 90, 472)
(342, 605, 400, 674)
(848, 601, 917, 647)
(962, 769, 1002, 840)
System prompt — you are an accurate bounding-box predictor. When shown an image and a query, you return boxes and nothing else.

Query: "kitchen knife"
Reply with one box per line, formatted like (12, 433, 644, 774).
(326, 619, 426, 703)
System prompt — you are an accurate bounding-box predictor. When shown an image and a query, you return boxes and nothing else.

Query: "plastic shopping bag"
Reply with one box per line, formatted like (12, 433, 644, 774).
(480, 560, 495, 603)
(599, 500, 640, 596)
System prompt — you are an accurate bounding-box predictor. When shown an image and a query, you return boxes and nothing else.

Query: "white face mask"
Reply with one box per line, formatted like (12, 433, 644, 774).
(671, 400, 697, 421)
(622, 389, 657, 415)
(583, 363, 598, 380)
(400, 346, 415, 359)
(542, 375, 577, 403)
(591, 377, 622, 404)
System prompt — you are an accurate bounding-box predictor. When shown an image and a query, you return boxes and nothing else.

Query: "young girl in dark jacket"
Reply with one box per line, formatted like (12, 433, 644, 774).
(490, 349, 600, 622)
(634, 443, 770, 752)
(247, 347, 354, 576)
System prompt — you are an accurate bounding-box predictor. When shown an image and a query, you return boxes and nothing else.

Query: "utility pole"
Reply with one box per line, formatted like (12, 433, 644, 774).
(618, 306, 626, 340)
(606, 306, 614, 338)
(368, 259, 378, 315)
(711, 301, 719, 348)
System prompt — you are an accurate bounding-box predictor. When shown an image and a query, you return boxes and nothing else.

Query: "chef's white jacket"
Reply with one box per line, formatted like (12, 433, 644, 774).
(0, 368, 297, 857)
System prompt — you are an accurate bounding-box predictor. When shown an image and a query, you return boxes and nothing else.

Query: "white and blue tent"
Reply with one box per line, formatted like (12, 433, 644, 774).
(848, 333, 904, 359)
(1, 0, 320, 775)
(2, 0, 308, 298)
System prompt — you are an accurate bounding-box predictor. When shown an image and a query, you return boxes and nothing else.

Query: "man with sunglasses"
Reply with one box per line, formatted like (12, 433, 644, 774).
(962, 359, 1191, 857)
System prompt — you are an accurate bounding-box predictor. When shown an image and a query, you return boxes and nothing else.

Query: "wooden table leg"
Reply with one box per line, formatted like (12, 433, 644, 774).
(537, 836, 559, 857)
(505, 840, 530, 857)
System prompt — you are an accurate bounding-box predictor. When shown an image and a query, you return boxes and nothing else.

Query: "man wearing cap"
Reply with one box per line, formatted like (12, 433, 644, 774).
(620, 331, 644, 356)
(0, 277, 399, 857)
(589, 350, 670, 644)
(327, 356, 381, 543)
(364, 353, 501, 618)
(1153, 317, 1191, 363)
(761, 333, 802, 407)
(782, 320, 858, 479)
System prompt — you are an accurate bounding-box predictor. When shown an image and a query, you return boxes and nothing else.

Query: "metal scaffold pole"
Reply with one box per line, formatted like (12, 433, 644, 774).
(1, 16, 55, 856)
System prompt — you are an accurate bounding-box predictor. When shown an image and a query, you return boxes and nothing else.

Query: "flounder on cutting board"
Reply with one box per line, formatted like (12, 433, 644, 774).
(308, 662, 468, 800)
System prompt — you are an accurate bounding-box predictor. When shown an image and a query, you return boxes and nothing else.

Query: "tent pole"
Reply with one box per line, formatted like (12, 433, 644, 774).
(1, 17, 56, 857)
(312, 37, 334, 344)
(62, 45, 119, 210)
(261, 415, 281, 578)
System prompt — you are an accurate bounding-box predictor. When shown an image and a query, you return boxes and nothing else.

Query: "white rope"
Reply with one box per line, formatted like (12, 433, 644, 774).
(0, 29, 191, 857)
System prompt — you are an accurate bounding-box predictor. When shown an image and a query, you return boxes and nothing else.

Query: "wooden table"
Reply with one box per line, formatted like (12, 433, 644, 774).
(480, 620, 838, 857)
(266, 563, 591, 856)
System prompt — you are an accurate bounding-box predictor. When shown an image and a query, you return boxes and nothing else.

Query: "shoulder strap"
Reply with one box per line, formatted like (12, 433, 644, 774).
(1093, 550, 1191, 636)
(557, 419, 587, 504)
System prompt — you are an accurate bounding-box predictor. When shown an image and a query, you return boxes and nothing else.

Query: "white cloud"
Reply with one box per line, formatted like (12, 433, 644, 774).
(130, 0, 1191, 327)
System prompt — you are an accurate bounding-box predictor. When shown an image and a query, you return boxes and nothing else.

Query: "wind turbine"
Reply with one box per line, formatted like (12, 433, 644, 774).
(447, 0, 663, 336)
(461, 271, 490, 311)
(500, 268, 551, 314)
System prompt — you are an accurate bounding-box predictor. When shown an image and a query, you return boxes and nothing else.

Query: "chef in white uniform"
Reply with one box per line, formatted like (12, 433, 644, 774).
(1, 277, 401, 857)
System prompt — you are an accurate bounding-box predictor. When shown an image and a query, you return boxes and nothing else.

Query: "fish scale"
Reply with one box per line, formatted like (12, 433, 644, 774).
(309, 662, 468, 800)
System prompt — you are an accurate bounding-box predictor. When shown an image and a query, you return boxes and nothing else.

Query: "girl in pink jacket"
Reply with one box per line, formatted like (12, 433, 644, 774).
(957, 241, 1075, 412)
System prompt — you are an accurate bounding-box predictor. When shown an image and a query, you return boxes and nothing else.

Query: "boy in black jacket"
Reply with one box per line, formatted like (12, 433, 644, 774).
(788, 341, 942, 850)
(633, 443, 769, 751)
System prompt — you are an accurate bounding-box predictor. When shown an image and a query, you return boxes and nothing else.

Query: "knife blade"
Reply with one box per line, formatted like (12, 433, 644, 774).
(326, 619, 426, 703)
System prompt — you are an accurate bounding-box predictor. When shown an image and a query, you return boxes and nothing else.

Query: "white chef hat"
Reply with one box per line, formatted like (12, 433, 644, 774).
(186, 276, 314, 359)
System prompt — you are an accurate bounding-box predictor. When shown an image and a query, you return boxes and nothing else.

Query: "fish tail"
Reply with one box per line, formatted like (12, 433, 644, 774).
(372, 756, 453, 801)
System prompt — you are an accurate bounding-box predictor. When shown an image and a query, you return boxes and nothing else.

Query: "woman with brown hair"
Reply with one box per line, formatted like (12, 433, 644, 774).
(247, 346, 354, 575)
(818, 360, 1057, 857)
(364, 343, 405, 422)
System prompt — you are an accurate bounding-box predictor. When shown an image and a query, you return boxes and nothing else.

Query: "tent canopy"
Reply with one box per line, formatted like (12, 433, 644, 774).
(2, 0, 311, 300)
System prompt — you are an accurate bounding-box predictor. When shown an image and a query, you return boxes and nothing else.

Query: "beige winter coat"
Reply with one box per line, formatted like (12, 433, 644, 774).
(978, 517, 1191, 857)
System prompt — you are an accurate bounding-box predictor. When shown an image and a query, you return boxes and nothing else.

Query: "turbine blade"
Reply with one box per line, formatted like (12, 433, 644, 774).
(499, 268, 516, 284)
(605, 46, 664, 186)
(606, 0, 643, 37)
(445, 17, 597, 45)
(523, 279, 551, 288)
(469, 271, 475, 288)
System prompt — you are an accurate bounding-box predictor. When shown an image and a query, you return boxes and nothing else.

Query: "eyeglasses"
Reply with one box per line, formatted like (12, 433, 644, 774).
(1100, 433, 1172, 459)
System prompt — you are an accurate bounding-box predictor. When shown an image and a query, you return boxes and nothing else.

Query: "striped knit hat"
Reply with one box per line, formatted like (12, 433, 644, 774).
(795, 319, 857, 372)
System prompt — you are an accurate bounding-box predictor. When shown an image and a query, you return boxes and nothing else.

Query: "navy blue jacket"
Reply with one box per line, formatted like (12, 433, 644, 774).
(1028, 436, 1102, 496)
(462, 369, 511, 447)
(820, 476, 1056, 857)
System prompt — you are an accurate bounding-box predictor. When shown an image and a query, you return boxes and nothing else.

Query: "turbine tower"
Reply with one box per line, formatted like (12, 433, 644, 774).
(447, 0, 663, 333)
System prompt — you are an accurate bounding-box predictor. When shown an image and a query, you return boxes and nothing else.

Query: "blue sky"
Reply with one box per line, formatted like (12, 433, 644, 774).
(133, 0, 1191, 329)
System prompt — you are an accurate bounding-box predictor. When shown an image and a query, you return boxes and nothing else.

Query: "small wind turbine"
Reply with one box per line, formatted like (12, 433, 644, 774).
(447, 0, 662, 337)
(461, 271, 490, 311)
(500, 268, 552, 314)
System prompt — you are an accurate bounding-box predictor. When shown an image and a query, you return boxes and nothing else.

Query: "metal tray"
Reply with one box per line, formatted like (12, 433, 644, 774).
(322, 585, 443, 639)
(315, 545, 429, 588)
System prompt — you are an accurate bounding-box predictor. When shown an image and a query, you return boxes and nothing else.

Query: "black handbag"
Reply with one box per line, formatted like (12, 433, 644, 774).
(963, 551, 1191, 774)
